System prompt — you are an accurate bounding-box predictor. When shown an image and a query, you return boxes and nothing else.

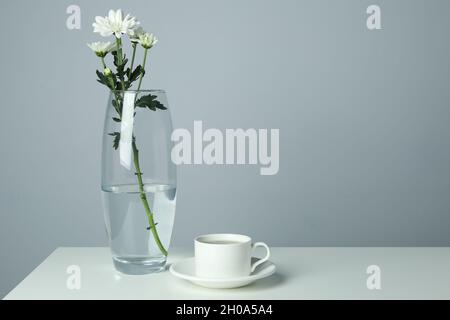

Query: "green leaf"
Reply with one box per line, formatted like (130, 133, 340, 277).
(112, 51, 128, 81)
(135, 94, 167, 111)
(113, 96, 124, 113)
(128, 65, 145, 83)
(108, 132, 120, 150)
(112, 51, 127, 68)
(96, 69, 118, 91)
(96, 70, 111, 89)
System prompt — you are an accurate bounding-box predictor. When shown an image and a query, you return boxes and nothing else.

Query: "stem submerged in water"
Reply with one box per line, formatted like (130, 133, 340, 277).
(132, 139, 168, 256)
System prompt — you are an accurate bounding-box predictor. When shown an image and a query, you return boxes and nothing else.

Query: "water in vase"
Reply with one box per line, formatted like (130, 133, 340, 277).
(102, 183, 176, 274)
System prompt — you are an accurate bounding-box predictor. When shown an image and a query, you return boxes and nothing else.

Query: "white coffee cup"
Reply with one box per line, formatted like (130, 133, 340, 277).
(195, 233, 270, 278)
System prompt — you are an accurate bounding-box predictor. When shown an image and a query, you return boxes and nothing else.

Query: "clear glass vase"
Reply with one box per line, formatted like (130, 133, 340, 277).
(101, 90, 176, 274)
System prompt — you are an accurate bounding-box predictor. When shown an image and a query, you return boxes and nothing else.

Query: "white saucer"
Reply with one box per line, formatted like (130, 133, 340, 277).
(169, 257, 276, 289)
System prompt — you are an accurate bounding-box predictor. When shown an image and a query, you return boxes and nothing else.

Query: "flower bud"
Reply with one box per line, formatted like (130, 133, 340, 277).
(138, 33, 158, 49)
(104, 68, 112, 76)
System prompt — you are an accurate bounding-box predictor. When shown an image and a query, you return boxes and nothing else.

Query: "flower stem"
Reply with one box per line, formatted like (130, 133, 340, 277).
(130, 48, 166, 255)
(129, 43, 137, 80)
(132, 139, 168, 256)
(100, 57, 107, 69)
(112, 41, 165, 255)
(115, 37, 126, 90)
(115, 37, 123, 64)
(136, 48, 148, 91)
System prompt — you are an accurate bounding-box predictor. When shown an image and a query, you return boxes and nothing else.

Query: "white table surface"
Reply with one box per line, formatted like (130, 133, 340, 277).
(4, 247, 450, 300)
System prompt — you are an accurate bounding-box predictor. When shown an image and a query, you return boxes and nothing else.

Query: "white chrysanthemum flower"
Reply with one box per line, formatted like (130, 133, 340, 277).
(130, 26, 145, 43)
(93, 9, 139, 38)
(138, 33, 158, 49)
(87, 41, 116, 57)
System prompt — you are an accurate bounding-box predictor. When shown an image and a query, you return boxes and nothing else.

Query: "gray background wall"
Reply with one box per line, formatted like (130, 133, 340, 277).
(1, 0, 449, 297)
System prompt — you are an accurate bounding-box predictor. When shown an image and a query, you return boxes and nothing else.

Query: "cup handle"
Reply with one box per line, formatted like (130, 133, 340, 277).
(251, 242, 271, 273)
